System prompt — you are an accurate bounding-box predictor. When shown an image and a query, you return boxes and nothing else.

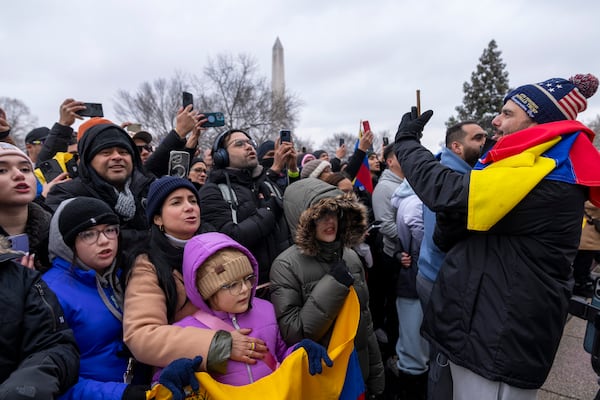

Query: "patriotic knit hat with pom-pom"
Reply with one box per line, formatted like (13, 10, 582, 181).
(504, 73, 599, 124)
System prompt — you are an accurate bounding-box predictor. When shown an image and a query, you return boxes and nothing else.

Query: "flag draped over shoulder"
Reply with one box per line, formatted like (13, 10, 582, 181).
(146, 288, 365, 400)
(468, 120, 600, 231)
(353, 121, 373, 194)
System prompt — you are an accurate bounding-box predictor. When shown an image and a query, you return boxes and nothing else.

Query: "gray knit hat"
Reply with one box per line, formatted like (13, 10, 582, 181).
(300, 159, 332, 179)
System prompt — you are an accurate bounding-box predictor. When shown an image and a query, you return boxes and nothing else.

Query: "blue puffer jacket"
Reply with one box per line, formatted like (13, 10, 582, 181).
(43, 200, 130, 400)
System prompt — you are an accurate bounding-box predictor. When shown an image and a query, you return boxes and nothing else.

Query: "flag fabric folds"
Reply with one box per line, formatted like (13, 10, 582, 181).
(468, 120, 600, 231)
(146, 288, 365, 400)
(353, 121, 373, 194)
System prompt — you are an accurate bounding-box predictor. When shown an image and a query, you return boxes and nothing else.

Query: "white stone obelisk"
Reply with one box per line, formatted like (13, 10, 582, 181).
(272, 37, 285, 100)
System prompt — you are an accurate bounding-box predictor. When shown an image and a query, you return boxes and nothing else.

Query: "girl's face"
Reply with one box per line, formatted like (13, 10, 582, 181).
(315, 212, 338, 243)
(74, 224, 119, 272)
(153, 188, 200, 240)
(206, 274, 255, 314)
(0, 155, 36, 207)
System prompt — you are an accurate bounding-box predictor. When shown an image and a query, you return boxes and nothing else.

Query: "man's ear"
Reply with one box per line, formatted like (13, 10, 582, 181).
(450, 141, 463, 157)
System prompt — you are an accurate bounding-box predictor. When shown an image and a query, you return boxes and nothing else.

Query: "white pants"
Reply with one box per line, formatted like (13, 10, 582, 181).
(449, 361, 538, 400)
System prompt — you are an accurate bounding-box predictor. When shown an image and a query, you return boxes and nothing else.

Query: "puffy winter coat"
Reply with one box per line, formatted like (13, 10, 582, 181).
(269, 178, 384, 395)
(175, 232, 289, 386)
(198, 166, 291, 284)
(0, 239, 79, 398)
(395, 136, 586, 389)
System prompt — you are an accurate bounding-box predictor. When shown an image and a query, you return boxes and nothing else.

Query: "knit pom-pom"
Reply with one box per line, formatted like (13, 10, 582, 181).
(570, 73, 599, 98)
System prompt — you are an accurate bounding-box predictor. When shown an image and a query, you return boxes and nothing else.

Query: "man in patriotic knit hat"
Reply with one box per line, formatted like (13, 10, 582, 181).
(392, 73, 600, 400)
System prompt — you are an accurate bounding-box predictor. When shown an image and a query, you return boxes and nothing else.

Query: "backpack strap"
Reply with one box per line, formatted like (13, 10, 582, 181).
(218, 177, 238, 224)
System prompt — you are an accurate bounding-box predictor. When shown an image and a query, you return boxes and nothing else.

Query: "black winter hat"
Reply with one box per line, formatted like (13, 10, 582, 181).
(257, 140, 275, 161)
(59, 197, 120, 247)
(85, 124, 135, 160)
(146, 176, 199, 224)
(25, 127, 50, 144)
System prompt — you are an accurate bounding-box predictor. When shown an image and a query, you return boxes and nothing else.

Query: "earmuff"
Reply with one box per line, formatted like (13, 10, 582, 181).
(211, 129, 253, 169)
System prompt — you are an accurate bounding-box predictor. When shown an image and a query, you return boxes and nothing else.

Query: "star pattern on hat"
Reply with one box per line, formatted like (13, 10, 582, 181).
(535, 78, 587, 120)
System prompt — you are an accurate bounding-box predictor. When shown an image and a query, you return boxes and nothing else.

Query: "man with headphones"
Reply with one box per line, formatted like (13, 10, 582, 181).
(198, 129, 293, 290)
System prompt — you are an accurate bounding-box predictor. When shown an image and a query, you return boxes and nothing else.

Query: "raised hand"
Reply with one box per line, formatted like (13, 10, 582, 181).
(394, 106, 433, 143)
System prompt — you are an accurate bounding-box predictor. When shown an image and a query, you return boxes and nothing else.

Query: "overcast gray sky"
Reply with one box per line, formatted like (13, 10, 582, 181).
(2, 0, 599, 151)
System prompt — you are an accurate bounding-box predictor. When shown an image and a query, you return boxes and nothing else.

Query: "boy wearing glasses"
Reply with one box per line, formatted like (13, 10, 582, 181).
(160, 231, 330, 390)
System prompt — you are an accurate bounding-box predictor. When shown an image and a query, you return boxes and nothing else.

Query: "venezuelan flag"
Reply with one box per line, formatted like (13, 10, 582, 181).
(353, 121, 373, 194)
(468, 120, 600, 231)
(147, 288, 365, 400)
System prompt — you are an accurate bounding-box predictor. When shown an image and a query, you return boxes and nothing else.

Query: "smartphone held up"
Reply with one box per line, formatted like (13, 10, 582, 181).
(76, 103, 104, 118)
(279, 130, 292, 143)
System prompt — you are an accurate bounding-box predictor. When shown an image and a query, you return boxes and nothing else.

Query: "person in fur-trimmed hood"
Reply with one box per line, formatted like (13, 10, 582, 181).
(269, 178, 384, 397)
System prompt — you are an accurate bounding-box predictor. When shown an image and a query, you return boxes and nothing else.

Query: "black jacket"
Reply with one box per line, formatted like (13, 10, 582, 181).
(198, 166, 291, 284)
(395, 138, 586, 389)
(0, 247, 79, 398)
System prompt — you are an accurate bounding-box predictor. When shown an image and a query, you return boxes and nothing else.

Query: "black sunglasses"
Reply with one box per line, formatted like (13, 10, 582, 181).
(136, 144, 153, 153)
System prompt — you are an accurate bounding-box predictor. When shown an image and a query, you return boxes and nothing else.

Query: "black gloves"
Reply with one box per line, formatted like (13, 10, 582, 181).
(329, 259, 354, 287)
(394, 106, 434, 143)
(121, 385, 151, 400)
(294, 339, 334, 375)
(159, 356, 203, 400)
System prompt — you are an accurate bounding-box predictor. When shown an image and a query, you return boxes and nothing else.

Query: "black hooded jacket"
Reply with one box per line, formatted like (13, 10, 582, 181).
(45, 124, 154, 257)
(0, 239, 79, 398)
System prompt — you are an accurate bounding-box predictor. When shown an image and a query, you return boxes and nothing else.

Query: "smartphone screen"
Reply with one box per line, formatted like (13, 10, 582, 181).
(76, 103, 104, 118)
(383, 137, 389, 146)
(280, 130, 292, 143)
(183, 92, 194, 109)
(362, 120, 371, 133)
(37, 159, 64, 182)
(339, 138, 344, 147)
(8, 234, 29, 253)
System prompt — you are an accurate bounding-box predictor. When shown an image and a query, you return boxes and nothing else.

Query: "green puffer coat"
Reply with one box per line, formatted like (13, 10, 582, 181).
(269, 178, 384, 395)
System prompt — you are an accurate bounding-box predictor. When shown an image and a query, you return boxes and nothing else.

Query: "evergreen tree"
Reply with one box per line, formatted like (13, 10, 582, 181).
(447, 40, 510, 134)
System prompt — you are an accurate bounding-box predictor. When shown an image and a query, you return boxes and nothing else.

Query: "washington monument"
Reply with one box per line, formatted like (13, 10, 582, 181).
(272, 37, 285, 99)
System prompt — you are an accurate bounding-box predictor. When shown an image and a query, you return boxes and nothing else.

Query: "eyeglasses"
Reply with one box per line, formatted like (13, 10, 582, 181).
(192, 167, 207, 174)
(220, 274, 256, 296)
(77, 225, 120, 244)
(228, 139, 256, 149)
(136, 144, 153, 153)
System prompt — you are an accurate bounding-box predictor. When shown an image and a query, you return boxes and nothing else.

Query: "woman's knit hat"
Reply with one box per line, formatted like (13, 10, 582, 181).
(195, 248, 253, 299)
(0, 142, 33, 167)
(300, 159, 332, 179)
(146, 176, 199, 224)
(301, 153, 316, 167)
(58, 197, 120, 247)
(504, 73, 598, 124)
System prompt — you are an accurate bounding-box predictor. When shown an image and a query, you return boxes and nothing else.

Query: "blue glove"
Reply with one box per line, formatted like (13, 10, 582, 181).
(394, 106, 434, 143)
(294, 339, 333, 375)
(159, 356, 202, 400)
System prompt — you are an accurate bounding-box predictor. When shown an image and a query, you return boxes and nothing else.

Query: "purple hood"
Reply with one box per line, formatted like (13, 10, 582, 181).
(182, 232, 259, 313)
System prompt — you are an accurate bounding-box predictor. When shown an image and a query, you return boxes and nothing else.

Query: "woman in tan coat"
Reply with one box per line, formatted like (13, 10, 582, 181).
(123, 176, 268, 375)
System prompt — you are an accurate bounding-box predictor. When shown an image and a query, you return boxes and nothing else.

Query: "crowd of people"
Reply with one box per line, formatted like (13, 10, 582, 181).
(1, 72, 600, 400)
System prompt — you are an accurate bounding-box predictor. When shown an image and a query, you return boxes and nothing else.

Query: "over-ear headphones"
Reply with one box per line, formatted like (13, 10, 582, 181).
(211, 129, 253, 169)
